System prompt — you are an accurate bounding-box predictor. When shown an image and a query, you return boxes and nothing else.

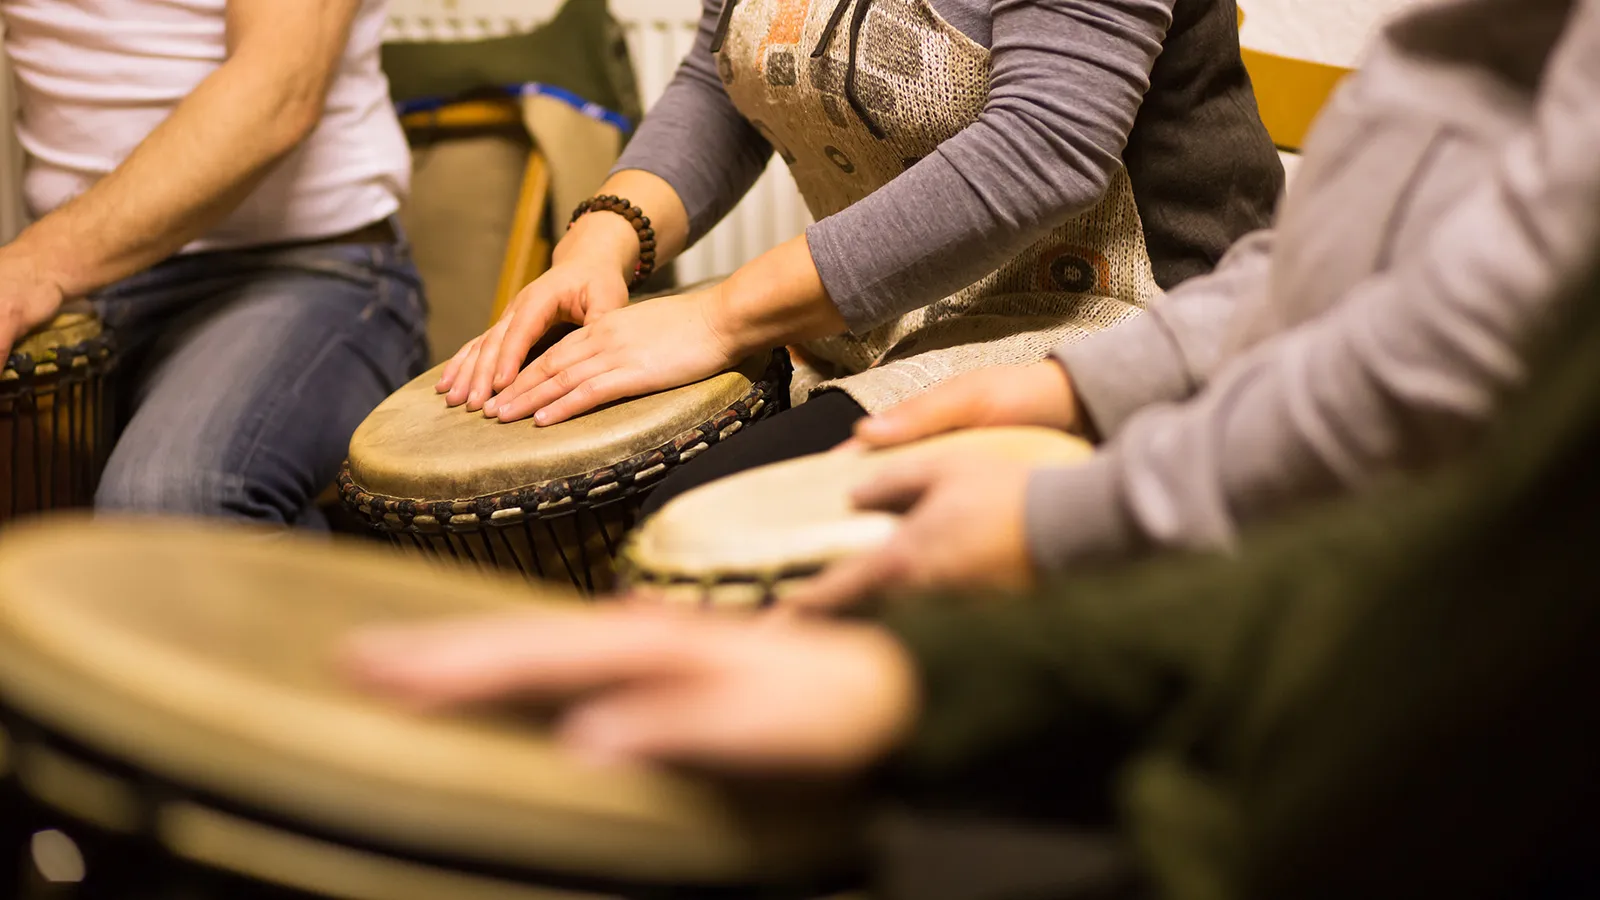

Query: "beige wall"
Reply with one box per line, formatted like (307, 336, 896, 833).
(1240, 0, 1423, 66)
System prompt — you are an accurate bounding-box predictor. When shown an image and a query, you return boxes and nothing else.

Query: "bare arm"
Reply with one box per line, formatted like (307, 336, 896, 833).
(0, 0, 364, 323)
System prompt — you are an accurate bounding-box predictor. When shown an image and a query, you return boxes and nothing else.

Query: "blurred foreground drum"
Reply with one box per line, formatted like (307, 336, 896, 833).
(340, 349, 790, 594)
(0, 519, 864, 899)
(0, 310, 114, 526)
(622, 427, 1094, 608)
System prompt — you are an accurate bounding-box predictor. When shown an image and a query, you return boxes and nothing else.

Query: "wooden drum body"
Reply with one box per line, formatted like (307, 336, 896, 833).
(339, 350, 790, 594)
(0, 313, 115, 525)
(0, 519, 864, 899)
(621, 427, 1095, 608)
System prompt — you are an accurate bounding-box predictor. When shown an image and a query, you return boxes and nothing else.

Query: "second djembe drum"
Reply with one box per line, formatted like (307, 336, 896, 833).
(1, 308, 115, 526)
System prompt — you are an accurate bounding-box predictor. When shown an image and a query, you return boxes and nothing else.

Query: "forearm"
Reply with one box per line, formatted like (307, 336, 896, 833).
(608, 0, 773, 248)
(10, 50, 335, 296)
(709, 234, 848, 355)
(813, 0, 1174, 329)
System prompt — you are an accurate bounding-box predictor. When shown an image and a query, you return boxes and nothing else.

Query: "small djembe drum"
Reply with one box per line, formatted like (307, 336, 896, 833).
(0, 518, 865, 899)
(340, 349, 790, 594)
(0, 309, 115, 526)
(621, 427, 1095, 608)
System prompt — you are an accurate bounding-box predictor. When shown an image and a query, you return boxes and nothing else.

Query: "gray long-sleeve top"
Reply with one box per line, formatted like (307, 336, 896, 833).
(1028, 0, 1600, 569)
(614, 0, 1281, 329)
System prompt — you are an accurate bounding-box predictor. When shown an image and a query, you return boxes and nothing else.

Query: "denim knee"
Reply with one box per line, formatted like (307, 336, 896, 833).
(94, 459, 296, 524)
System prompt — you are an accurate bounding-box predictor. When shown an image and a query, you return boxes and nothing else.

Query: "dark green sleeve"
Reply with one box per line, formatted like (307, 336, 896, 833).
(877, 551, 1254, 809)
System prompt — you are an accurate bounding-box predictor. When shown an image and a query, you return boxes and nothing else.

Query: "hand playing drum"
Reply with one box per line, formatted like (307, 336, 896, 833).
(620, 427, 1094, 610)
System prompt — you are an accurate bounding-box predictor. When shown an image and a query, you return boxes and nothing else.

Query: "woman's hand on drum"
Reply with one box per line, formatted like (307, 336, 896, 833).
(482, 285, 741, 426)
(438, 255, 632, 412)
(786, 453, 1037, 613)
(843, 361, 1084, 451)
(344, 607, 918, 775)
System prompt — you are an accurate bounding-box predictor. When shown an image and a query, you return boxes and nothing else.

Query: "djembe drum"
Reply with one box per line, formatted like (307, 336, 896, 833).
(621, 427, 1095, 608)
(0, 518, 865, 899)
(339, 349, 789, 594)
(0, 309, 115, 525)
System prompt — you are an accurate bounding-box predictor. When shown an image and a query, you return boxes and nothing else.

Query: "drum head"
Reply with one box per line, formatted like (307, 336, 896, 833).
(624, 427, 1094, 589)
(4, 312, 103, 377)
(0, 519, 860, 887)
(346, 353, 773, 502)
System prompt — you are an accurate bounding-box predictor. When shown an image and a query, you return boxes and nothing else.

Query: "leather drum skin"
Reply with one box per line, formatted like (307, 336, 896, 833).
(621, 426, 1094, 608)
(340, 349, 790, 595)
(0, 518, 866, 899)
(1, 309, 116, 528)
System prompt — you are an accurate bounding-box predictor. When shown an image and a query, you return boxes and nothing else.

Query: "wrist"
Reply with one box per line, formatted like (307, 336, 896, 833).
(1028, 360, 1084, 435)
(553, 211, 640, 283)
(7, 228, 78, 300)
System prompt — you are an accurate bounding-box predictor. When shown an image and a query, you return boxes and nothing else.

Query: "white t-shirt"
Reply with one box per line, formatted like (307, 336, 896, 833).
(1, 0, 410, 252)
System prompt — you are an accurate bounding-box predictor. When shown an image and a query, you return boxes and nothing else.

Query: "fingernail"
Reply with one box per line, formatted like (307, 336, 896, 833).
(483, 398, 498, 416)
(533, 410, 550, 427)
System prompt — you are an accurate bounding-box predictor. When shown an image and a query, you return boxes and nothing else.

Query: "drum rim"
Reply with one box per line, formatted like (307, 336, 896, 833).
(1, 320, 115, 385)
(618, 559, 821, 609)
(2, 717, 867, 899)
(338, 349, 791, 535)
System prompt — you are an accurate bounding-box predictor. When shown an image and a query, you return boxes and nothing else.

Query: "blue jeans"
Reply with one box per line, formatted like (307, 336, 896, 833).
(90, 226, 429, 526)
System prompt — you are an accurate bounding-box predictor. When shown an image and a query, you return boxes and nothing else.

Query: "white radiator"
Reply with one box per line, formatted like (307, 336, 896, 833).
(385, 0, 812, 286)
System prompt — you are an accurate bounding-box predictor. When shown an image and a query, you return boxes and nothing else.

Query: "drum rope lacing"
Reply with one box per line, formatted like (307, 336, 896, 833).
(2, 334, 116, 383)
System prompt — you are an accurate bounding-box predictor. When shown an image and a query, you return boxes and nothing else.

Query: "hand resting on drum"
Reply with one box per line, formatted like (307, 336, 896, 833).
(438, 252, 633, 413)
(477, 236, 848, 426)
(844, 361, 1086, 452)
(442, 162, 849, 427)
(344, 606, 918, 775)
(0, 251, 68, 360)
(785, 453, 1040, 613)
(479, 285, 741, 426)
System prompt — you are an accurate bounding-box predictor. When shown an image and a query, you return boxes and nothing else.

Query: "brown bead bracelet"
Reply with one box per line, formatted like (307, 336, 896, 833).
(568, 194, 657, 289)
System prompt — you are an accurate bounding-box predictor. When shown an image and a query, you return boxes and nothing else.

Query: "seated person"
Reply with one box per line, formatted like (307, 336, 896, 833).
(787, 0, 1600, 607)
(0, 0, 426, 525)
(345, 236, 1600, 898)
(439, 0, 1282, 517)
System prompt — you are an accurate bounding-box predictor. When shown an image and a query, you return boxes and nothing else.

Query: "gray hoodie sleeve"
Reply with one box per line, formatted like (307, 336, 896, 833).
(611, 0, 774, 245)
(1053, 229, 1276, 439)
(1026, 0, 1600, 570)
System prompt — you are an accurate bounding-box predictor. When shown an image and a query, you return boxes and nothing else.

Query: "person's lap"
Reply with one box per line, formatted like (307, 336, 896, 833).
(91, 236, 428, 526)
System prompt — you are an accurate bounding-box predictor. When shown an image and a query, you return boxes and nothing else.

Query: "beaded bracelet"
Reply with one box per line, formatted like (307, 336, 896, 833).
(568, 195, 657, 289)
